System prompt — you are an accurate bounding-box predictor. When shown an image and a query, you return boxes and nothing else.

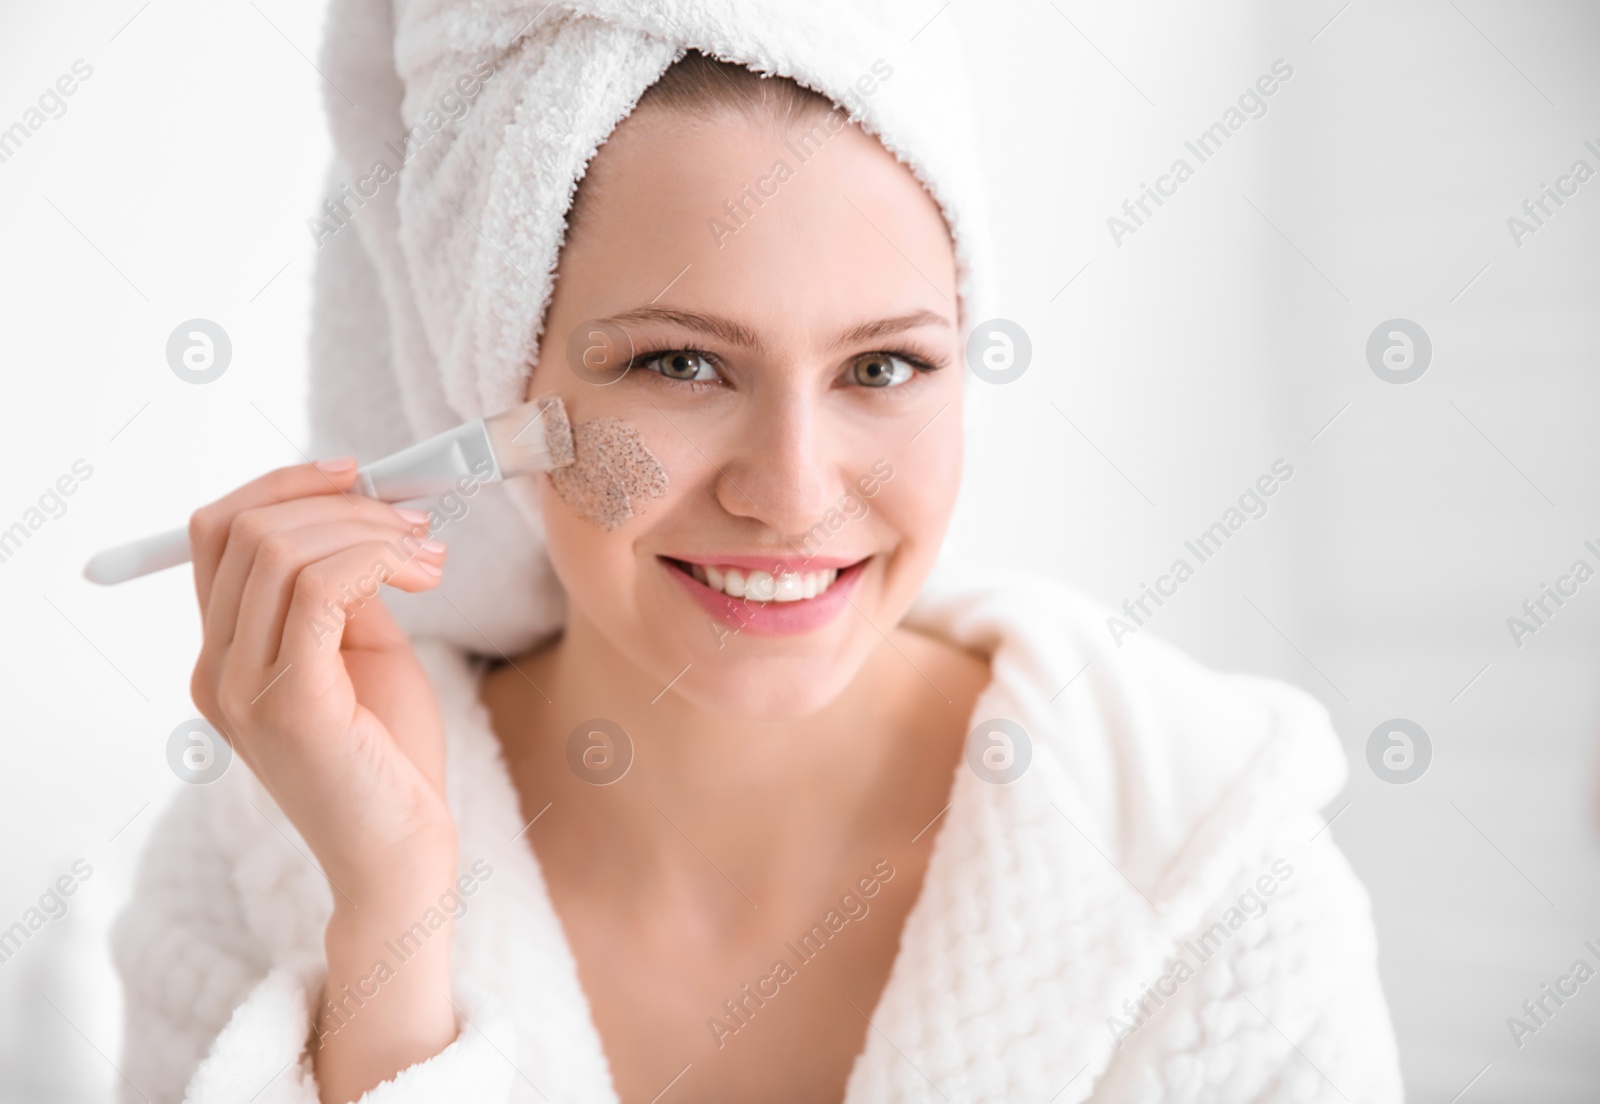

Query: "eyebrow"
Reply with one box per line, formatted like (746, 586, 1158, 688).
(603, 306, 765, 350)
(830, 309, 951, 349)
(597, 306, 950, 354)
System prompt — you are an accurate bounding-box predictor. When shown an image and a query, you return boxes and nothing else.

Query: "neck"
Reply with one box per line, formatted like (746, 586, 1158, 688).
(497, 609, 930, 914)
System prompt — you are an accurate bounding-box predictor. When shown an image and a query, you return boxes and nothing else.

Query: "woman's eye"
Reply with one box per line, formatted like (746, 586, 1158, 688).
(641, 350, 719, 382)
(851, 352, 915, 388)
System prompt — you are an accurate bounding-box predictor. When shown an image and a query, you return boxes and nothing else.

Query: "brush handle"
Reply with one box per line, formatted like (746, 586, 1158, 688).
(83, 526, 193, 585)
(351, 419, 499, 501)
(83, 420, 500, 586)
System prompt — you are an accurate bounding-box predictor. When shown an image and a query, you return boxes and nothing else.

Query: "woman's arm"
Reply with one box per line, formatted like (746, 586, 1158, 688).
(312, 852, 461, 1101)
(182, 456, 466, 1103)
(109, 457, 516, 1103)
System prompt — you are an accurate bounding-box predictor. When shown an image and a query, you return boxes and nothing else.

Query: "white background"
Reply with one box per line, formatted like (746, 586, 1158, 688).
(1, 1, 1597, 1101)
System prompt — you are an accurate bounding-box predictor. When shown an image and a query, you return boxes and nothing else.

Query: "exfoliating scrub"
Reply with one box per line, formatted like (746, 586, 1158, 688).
(550, 417, 668, 529)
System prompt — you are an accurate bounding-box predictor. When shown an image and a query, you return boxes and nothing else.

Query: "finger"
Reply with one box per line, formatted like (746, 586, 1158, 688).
(204, 495, 429, 649)
(189, 458, 362, 613)
(213, 536, 443, 748)
(192, 508, 386, 734)
(275, 538, 446, 673)
(231, 523, 445, 671)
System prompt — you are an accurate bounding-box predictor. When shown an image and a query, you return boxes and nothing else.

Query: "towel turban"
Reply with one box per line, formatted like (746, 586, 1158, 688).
(307, 0, 996, 654)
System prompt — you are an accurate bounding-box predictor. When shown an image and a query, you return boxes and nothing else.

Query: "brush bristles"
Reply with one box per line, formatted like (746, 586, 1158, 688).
(485, 393, 575, 475)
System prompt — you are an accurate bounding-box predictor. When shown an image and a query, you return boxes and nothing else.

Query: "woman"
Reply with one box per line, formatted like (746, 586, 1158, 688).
(110, 1, 1404, 1101)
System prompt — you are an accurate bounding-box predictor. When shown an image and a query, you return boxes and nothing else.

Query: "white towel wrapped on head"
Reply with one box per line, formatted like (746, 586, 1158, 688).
(307, 0, 996, 654)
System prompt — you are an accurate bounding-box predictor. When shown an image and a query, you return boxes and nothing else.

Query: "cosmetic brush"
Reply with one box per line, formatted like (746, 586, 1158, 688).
(83, 393, 575, 586)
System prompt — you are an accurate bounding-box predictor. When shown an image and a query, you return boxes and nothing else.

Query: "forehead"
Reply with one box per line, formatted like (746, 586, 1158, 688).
(554, 104, 959, 345)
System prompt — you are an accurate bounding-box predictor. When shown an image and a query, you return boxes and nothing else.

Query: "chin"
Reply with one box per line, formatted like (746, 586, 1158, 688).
(669, 650, 868, 720)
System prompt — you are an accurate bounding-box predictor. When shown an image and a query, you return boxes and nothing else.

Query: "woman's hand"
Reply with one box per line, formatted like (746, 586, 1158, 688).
(187, 457, 457, 902)
(188, 458, 466, 1102)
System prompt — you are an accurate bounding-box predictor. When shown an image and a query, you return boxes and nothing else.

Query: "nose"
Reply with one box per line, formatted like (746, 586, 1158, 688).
(714, 387, 839, 537)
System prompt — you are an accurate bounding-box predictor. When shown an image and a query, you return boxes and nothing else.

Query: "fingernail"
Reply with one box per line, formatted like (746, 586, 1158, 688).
(419, 539, 447, 554)
(394, 507, 429, 524)
(417, 560, 443, 577)
(316, 456, 357, 472)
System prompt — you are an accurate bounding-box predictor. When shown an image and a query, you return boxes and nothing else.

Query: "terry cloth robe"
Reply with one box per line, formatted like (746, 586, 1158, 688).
(109, 571, 1405, 1103)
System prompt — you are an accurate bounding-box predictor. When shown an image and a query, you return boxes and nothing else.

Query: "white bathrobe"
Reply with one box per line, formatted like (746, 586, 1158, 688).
(110, 570, 1405, 1103)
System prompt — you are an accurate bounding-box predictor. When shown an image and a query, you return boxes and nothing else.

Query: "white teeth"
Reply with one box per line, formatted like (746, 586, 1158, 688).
(685, 563, 843, 602)
(774, 572, 803, 602)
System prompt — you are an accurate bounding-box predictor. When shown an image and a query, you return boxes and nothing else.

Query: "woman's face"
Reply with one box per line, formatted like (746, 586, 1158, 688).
(528, 98, 963, 718)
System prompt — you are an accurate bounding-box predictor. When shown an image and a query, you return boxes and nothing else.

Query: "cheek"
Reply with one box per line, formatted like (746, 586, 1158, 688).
(547, 416, 668, 530)
(535, 478, 628, 587)
(531, 415, 691, 606)
(544, 413, 707, 530)
(879, 424, 963, 546)
(535, 472, 665, 646)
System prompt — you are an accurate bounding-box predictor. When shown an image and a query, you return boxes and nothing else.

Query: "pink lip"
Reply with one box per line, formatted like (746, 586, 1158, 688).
(667, 551, 865, 574)
(660, 556, 867, 637)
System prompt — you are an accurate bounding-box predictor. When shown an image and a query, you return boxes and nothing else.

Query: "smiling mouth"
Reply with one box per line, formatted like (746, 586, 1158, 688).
(661, 557, 866, 602)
